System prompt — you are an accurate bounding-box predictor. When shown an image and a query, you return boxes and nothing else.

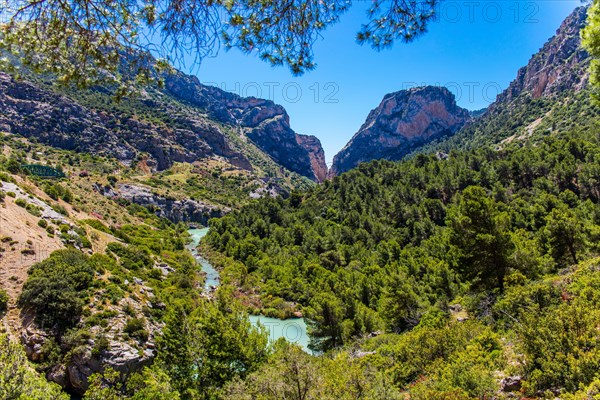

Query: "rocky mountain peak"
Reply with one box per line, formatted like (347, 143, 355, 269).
(495, 6, 590, 104)
(330, 86, 470, 176)
(160, 71, 328, 181)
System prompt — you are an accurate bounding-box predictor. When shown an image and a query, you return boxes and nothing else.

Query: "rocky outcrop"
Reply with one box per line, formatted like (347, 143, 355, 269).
(22, 279, 162, 395)
(495, 6, 590, 104)
(448, 6, 593, 149)
(0, 72, 248, 171)
(248, 178, 289, 199)
(162, 71, 323, 180)
(0, 62, 326, 181)
(296, 134, 328, 182)
(94, 183, 229, 225)
(330, 86, 470, 176)
(500, 376, 522, 392)
(22, 322, 155, 395)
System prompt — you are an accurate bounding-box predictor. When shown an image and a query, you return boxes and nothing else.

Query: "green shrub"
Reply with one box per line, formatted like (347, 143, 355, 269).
(37, 219, 48, 228)
(6, 192, 15, 198)
(104, 284, 123, 304)
(0, 289, 8, 313)
(43, 183, 72, 203)
(91, 336, 110, 357)
(107, 175, 118, 187)
(18, 249, 94, 330)
(123, 318, 149, 342)
(123, 303, 136, 317)
(519, 270, 600, 394)
(82, 219, 111, 233)
(15, 198, 26, 207)
(79, 235, 92, 249)
(85, 310, 118, 328)
(52, 204, 68, 216)
(25, 204, 41, 217)
(0, 172, 15, 183)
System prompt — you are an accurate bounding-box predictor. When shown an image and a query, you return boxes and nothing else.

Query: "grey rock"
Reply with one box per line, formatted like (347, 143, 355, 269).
(101, 183, 230, 225)
(163, 72, 326, 180)
(67, 350, 97, 394)
(47, 364, 69, 388)
(352, 350, 376, 358)
(20, 326, 48, 362)
(296, 134, 328, 182)
(495, 6, 589, 104)
(448, 304, 463, 312)
(500, 376, 522, 392)
(155, 263, 175, 275)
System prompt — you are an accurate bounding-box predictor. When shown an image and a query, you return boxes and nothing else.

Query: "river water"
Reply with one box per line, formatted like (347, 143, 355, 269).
(187, 228, 220, 291)
(187, 228, 312, 353)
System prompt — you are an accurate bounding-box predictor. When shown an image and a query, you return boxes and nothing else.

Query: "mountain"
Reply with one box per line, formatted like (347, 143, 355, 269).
(329, 86, 470, 176)
(425, 5, 594, 152)
(330, 6, 593, 177)
(161, 71, 328, 181)
(296, 134, 328, 183)
(495, 6, 590, 103)
(0, 63, 327, 182)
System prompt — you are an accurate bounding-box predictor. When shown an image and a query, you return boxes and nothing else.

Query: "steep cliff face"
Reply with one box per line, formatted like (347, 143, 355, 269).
(161, 71, 324, 180)
(442, 6, 593, 150)
(0, 72, 249, 171)
(295, 134, 328, 182)
(495, 6, 590, 104)
(0, 64, 326, 181)
(330, 86, 470, 176)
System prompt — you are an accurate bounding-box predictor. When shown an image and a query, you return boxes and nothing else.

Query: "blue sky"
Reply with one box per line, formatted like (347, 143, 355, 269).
(182, 1, 581, 164)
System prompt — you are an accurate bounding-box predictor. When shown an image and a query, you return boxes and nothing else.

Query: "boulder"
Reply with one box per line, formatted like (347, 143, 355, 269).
(500, 376, 523, 393)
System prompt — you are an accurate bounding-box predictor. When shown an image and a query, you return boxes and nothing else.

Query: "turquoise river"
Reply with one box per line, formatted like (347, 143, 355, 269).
(187, 228, 312, 353)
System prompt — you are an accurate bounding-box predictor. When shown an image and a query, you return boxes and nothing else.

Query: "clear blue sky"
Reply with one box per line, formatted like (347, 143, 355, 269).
(182, 1, 581, 164)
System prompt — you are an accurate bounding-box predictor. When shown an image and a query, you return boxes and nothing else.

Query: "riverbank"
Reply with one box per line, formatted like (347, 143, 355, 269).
(187, 228, 313, 353)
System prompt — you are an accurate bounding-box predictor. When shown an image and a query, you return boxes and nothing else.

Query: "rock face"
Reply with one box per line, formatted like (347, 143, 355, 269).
(500, 376, 522, 392)
(22, 280, 162, 395)
(0, 72, 247, 171)
(295, 134, 328, 182)
(330, 86, 470, 176)
(449, 6, 592, 149)
(0, 64, 326, 181)
(162, 71, 325, 180)
(94, 183, 229, 225)
(495, 6, 590, 104)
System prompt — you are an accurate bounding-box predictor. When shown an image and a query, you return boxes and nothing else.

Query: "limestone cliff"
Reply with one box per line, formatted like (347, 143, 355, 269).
(330, 86, 470, 176)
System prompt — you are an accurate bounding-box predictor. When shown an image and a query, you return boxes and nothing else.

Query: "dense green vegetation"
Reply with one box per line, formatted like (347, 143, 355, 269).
(19, 250, 96, 331)
(2, 87, 600, 398)
(0, 333, 68, 400)
(207, 127, 600, 349)
(416, 89, 600, 156)
(195, 126, 600, 396)
(0, 289, 8, 314)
